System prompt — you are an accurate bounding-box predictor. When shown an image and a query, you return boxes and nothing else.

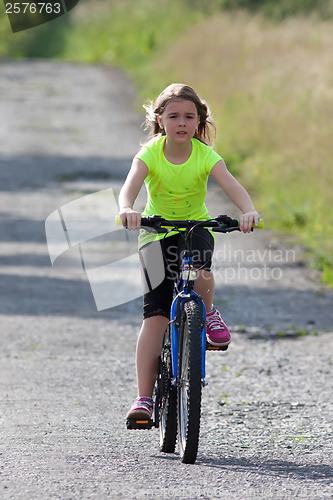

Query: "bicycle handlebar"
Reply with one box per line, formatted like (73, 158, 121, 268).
(115, 214, 264, 232)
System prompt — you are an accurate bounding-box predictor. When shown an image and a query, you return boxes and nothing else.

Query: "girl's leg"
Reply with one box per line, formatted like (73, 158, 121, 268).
(195, 268, 231, 346)
(190, 229, 230, 345)
(136, 236, 178, 399)
(136, 315, 169, 398)
(188, 228, 215, 311)
(194, 269, 214, 312)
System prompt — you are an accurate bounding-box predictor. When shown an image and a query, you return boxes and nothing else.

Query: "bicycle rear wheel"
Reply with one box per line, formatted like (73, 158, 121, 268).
(159, 328, 177, 453)
(177, 300, 203, 463)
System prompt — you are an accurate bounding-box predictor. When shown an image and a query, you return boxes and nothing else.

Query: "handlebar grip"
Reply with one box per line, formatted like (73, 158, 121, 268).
(237, 219, 264, 229)
(253, 219, 264, 229)
(235, 219, 264, 230)
(115, 215, 123, 226)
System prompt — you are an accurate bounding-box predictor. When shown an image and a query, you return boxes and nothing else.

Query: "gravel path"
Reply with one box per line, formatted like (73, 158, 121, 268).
(0, 61, 332, 499)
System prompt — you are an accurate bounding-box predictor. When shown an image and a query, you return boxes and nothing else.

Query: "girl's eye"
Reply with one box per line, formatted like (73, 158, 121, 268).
(168, 114, 195, 119)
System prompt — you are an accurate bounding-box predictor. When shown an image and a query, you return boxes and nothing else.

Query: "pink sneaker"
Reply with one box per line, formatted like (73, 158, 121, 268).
(206, 306, 231, 347)
(126, 397, 153, 420)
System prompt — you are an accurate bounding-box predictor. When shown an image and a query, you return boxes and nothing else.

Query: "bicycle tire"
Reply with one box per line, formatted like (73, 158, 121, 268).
(159, 328, 177, 453)
(177, 300, 203, 464)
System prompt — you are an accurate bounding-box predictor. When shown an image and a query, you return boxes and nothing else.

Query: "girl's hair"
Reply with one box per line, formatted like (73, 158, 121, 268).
(143, 83, 216, 147)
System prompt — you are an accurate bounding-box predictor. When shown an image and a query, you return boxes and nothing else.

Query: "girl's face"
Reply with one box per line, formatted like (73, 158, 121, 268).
(158, 99, 199, 144)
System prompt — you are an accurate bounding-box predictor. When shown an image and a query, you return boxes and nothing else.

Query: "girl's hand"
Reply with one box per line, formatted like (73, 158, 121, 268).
(239, 211, 260, 233)
(119, 208, 141, 230)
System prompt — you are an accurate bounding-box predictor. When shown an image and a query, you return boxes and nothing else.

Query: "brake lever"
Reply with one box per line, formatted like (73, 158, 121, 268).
(213, 225, 240, 233)
(141, 225, 168, 233)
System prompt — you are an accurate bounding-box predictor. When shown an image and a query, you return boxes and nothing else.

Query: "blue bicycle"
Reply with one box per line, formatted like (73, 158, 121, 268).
(122, 214, 263, 464)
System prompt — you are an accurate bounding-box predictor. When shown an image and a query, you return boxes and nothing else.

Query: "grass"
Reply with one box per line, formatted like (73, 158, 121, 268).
(0, 1, 332, 285)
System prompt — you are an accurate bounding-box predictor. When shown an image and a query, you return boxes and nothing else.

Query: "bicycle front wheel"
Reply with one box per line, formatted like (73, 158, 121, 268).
(177, 300, 203, 464)
(159, 328, 177, 453)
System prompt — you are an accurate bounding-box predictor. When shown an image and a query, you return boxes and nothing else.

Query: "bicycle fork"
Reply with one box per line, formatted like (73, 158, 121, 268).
(169, 293, 207, 388)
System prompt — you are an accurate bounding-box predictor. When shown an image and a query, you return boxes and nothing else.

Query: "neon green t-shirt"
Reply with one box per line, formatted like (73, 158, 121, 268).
(136, 136, 222, 246)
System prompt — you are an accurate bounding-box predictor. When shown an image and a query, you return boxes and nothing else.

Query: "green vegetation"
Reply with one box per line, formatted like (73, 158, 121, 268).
(1, 0, 332, 285)
(149, 12, 333, 286)
(277, 325, 318, 337)
(218, 393, 229, 406)
(0, 1, 202, 65)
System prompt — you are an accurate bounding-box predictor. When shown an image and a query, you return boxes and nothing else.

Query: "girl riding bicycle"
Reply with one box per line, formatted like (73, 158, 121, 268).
(118, 83, 259, 421)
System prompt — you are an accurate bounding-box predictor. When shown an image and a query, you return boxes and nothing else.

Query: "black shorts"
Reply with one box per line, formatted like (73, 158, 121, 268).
(139, 227, 214, 320)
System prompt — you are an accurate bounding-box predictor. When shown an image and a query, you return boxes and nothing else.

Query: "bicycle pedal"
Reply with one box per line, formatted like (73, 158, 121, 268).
(206, 341, 229, 352)
(126, 418, 154, 430)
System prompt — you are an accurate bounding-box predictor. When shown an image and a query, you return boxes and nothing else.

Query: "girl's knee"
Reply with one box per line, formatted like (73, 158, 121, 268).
(142, 314, 169, 332)
(143, 309, 169, 321)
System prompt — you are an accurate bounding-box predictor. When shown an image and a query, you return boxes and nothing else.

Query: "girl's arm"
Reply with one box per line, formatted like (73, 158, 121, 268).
(118, 158, 149, 230)
(210, 160, 260, 233)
